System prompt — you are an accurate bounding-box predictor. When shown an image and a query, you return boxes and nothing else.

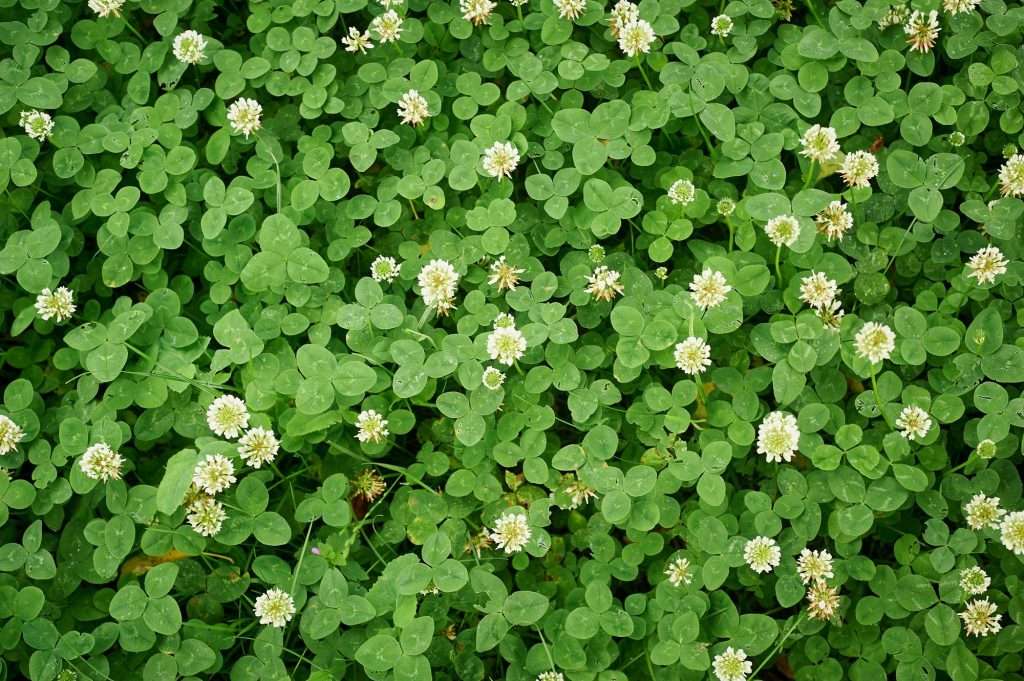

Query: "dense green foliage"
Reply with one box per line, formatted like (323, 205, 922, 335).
(2, 1, 1024, 681)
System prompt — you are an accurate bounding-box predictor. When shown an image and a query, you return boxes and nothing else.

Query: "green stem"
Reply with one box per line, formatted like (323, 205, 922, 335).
(257, 134, 282, 213)
(408, 199, 419, 220)
(803, 0, 826, 26)
(870, 367, 886, 423)
(119, 15, 146, 42)
(289, 523, 314, 595)
(636, 57, 655, 90)
(750, 613, 805, 679)
(774, 246, 783, 284)
(803, 160, 816, 189)
(726, 217, 734, 253)
(516, 5, 523, 23)
(948, 454, 977, 475)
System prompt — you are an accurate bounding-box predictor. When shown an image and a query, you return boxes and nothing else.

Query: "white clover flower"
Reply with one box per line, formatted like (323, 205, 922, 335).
(797, 548, 834, 585)
(418, 259, 460, 315)
(173, 30, 207, 64)
(588, 244, 606, 263)
(186, 496, 226, 537)
(192, 454, 237, 495)
(509, 0, 528, 5)
(960, 599, 1002, 637)
(712, 647, 752, 681)
(19, 110, 54, 142)
(353, 468, 387, 502)
(840, 150, 879, 188)
(379, 0, 403, 6)
(585, 266, 625, 302)
(493, 312, 515, 329)
(757, 411, 800, 463)
(664, 556, 693, 587)
(237, 427, 279, 469)
(854, 322, 896, 364)
(816, 298, 846, 330)
(79, 443, 124, 482)
(964, 493, 1005, 531)
(815, 200, 854, 241)
(397, 89, 430, 126)
(88, 0, 124, 17)
(618, 19, 655, 57)
(654, 266, 668, 281)
(482, 141, 520, 181)
(609, 0, 640, 38)
(341, 26, 374, 53)
(554, 0, 586, 21)
(34, 286, 75, 322)
(481, 366, 506, 390)
(959, 566, 990, 596)
(563, 478, 598, 509)
(717, 197, 736, 217)
(461, 0, 497, 25)
(488, 326, 528, 366)
(895, 405, 932, 441)
(975, 439, 998, 460)
(674, 336, 711, 375)
(905, 10, 940, 53)
(0, 415, 25, 456)
(1000, 511, 1024, 554)
(226, 98, 262, 138)
(254, 588, 296, 628)
(488, 256, 524, 291)
(765, 214, 800, 248)
(206, 395, 250, 439)
(710, 14, 734, 38)
(966, 246, 1008, 285)
(668, 179, 696, 206)
(355, 409, 389, 444)
(943, 0, 980, 12)
(807, 581, 840, 621)
(878, 3, 910, 28)
(536, 672, 564, 681)
(744, 536, 781, 574)
(800, 124, 840, 164)
(371, 10, 403, 43)
(999, 154, 1024, 197)
(370, 255, 400, 283)
(689, 268, 731, 311)
(490, 512, 531, 553)
(799, 272, 838, 310)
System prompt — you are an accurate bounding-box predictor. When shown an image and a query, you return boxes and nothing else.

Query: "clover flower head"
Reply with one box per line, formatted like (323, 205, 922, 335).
(959, 566, 990, 596)
(674, 336, 711, 375)
(807, 581, 841, 621)
(554, 0, 587, 21)
(1000, 510, 1024, 554)
(489, 256, 524, 291)
(0, 415, 25, 456)
(488, 326, 528, 365)
(896, 405, 932, 441)
(668, 179, 696, 206)
(237, 427, 279, 468)
(482, 366, 506, 390)
(800, 272, 838, 310)
(461, 0, 497, 25)
(960, 599, 1002, 637)
(20, 110, 54, 141)
(854, 322, 896, 364)
(665, 556, 693, 586)
(840, 150, 879, 188)
(35, 286, 75, 322)
(609, 0, 640, 38)
(743, 536, 781, 573)
(618, 19, 655, 57)
(186, 496, 226, 537)
(254, 588, 296, 628)
(341, 26, 374, 53)
(975, 439, 997, 460)
(797, 548, 834, 585)
(79, 442, 124, 482)
(371, 10, 403, 42)
(815, 200, 854, 241)
(192, 454, 237, 495)
(999, 154, 1024, 197)
(562, 477, 598, 509)
(585, 266, 624, 302)
(397, 89, 430, 126)
(353, 468, 387, 502)
(765, 214, 800, 248)
(418, 259, 460, 315)
(226, 98, 262, 137)
(689, 268, 731, 311)
(964, 493, 1004, 531)
(904, 10, 940, 53)
(482, 141, 520, 180)
(371, 255, 400, 283)
(966, 246, 1008, 285)
(355, 409, 389, 444)
(379, 0, 403, 6)
(943, 0, 980, 14)
(757, 411, 800, 463)
(800, 124, 840, 164)
(710, 14, 734, 38)
(588, 244, 606, 263)
(816, 297, 845, 330)
(712, 647, 752, 681)
(173, 30, 208, 64)
(949, 131, 966, 147)
(717, 197, 737, 217)
(537, 672, 564, 681)
(654, 266, 669, 280)
(490, 512, 531, 553)
(878, 3, 910, 28)
(88, 0, 124, 17)
(206, 395, 250, 439)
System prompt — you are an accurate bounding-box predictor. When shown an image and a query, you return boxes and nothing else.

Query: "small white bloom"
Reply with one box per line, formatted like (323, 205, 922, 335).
(88, 0, 124, 17)
(815, 200, 854, 241)
(226, 98, 262, 138)
(668, 179, 696, 206)
(554, 0, 586, 21)
(536, 672, 564, 681)
(943, 0, 980, 13)
(878, 4, 910, 28)
(490, 512, 531, 553)
(254, 588, 296, 628)
(816, 297, 846, 330)
(341, 26, 374, 53)
(757, 411, 800, 463)
(618, 19, 655, 57)
(964, 493, 1005, 531)
(854, 322, 896, 364)
(800, 124, 840, 164)
(206, 395, 250, 439)
(960, 598, 1002, 637)
(664, 556, 693, 586)
(370, 255, 400, 283)
(461, 0, 497, 25)
(966, 246, 1008, 285)
(186, 496, 226, 537)
(959, 566, 990, 596)
(712, 647, 752, 681)
(895, 405, 932, 441)
(799, 272, 838, 310)
(710, 14, 734, 38)
(840, 150, 879, 188)
(488, 326, 528, 366)
(481, 366, 506, 390)
(905, 10, 940, 53)
(173, 30, 207, 64)
(999, 154, 1024, 197)
(0, 415, 25, 456)
(797, 548, 834, 585)
(588, 244, 606, 263)
(608, 0, 640, 38)
(674, 336, 711, 375)
(975, 439, 998, 460)
(585, 266, 624, 302)
(488, 256, 524, 291)
(1000, 510, 1024, 554)
(371, 10, 403, 43)
(238, 427, 279, 468)
(397, 89, 430, 126)
(563, 477, 598, 509)
(418, 259, 460, 315)
(743, 536, 781, 573)
(192, 454, 237, 495)
(79, 442, 124, 482)
(717, 197, 736, 217)
(34, 286, 75, 322)
(689, 269, 731, 311)
(356, 409, 389, 444)
(765, 214, 800, 248)
(807, 581, 841, 621)
(19, 110, 54, 142)
(482, 141, 520, 181)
